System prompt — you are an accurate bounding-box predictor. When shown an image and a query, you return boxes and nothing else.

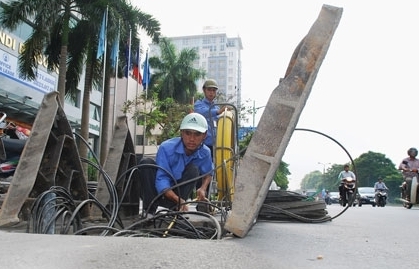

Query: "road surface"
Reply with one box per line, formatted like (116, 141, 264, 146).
(0, 204, 416, 269)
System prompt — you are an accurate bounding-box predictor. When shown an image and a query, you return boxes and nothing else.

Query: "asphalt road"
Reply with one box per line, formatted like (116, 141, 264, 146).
(0, 203, 417, 269)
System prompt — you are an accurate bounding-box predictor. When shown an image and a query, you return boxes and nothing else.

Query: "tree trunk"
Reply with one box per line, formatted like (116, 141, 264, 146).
(57, 4, 71, 107)
(79, 44, 94, 180)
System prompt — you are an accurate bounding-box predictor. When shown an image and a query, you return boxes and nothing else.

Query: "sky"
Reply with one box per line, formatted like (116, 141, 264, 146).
(132, 0, 419, 190)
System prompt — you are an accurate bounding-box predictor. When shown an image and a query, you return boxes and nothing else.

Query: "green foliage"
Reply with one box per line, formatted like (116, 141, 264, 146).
(87, 156, 98, 181)
(238, 131, 253, 157)
(123, 92, 192, 144)
(147, 37, 206, 104)
(238, 99, 254, 126)
(274, 161, 291, 190)
(353, 151, 401, 187)
(301, 170, 323, 191)
(353, 151, 402, 201)
(299, 151, 403, 202)
(123, 38, 208, 143)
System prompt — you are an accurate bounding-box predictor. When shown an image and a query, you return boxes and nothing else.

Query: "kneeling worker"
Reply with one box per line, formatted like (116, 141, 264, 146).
(139, 113, 214, 213)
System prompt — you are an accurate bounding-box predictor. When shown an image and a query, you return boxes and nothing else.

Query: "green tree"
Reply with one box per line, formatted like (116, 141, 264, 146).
(299, 151, 403, 202)
(237, 98, 254, 127)
(84, 1, 160, 165)
(353, 151, 402, 201)
(323, 164, 346, 191)
(123, 38, 207, 144)
(301, 171, 322, 191)
(49, 1, 160, 167)
(148, 37, 206, 104)
(0, 0, 161, 170)
(0, 0, 91, 106)
(123, 92, 191, 144)
(273, 161, 291, 190)
(353, 151, 400, 186)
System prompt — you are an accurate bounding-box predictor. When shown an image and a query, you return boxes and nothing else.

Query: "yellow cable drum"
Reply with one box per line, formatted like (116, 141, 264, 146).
(215, 111, 236, 203)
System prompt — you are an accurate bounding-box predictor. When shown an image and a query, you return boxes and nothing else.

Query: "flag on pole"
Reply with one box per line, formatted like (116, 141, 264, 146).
(110, 26, 120, 68)
(132, 49, 142, 84)
(96, 10, 107, 59)
(142, 51, 150, 89)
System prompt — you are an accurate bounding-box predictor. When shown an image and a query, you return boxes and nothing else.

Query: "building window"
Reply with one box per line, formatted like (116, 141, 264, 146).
(136, 134, 147, 146)
(90, 103, 101, 121)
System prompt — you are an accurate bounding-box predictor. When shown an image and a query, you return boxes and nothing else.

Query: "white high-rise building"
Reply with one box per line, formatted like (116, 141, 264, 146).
(149, 31, 243, 109)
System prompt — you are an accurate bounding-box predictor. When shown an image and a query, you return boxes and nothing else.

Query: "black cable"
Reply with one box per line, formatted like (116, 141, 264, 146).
(294, 128, 357, 219)
(28, 127, 358, 237)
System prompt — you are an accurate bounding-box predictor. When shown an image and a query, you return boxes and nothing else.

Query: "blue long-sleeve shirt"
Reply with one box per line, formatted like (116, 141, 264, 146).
(155, 137, 214, 194)
(194, 98, 220, 147)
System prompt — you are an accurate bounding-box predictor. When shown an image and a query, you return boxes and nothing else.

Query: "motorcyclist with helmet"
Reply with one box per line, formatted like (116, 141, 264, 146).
(399, 147, 419, 202)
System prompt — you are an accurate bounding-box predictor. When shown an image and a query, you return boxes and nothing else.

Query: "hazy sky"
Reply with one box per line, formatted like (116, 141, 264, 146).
(132, 0, 419, 189)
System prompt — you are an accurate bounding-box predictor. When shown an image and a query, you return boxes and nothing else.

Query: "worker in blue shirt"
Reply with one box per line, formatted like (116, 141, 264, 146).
(194, 79, 230, 156)
(139, 113, 214, 213)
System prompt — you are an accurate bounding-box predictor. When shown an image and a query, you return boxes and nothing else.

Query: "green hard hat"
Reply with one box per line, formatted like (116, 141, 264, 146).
(203, 79, 218, 89)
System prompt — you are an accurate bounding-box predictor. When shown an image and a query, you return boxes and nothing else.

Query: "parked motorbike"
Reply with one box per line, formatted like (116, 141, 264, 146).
(375, 188, 388, 207)
(339, 177, 356, 207)
(400, 174, 419, 209)
(0, 112, 28, 188)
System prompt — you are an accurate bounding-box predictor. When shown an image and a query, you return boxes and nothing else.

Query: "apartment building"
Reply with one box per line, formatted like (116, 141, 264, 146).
(149, 29, 243, 109)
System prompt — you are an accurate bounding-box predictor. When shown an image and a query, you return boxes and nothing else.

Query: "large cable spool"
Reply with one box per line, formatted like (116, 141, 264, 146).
(215, 111, 236, 203)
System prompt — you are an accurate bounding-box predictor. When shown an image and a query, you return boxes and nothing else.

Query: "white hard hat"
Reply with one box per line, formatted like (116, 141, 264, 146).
(180, 113, 208, 133)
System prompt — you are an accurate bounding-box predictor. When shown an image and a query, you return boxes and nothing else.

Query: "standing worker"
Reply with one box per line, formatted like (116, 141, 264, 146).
(194, 79, 230, 156)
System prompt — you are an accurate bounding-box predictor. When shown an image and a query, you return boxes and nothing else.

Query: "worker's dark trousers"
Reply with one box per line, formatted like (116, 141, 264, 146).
(138, 158, 199, 213)
(195, 145, 212, 193)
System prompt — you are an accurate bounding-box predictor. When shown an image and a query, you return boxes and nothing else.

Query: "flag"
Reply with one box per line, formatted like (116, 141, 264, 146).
(96, 10, 107, 59)
(142, 51, 150, 89)
(132, 49, 142, 84)
(110, 25, 120, 68)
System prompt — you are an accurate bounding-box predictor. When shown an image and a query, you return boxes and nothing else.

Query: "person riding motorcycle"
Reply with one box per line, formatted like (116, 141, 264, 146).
(324, 190, 332, 205)
(337, 164, 356, 199)
(399, 147, 419, 202)
(373, 177, 388, 205)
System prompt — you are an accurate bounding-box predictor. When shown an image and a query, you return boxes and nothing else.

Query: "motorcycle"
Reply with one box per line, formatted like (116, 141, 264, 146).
(0, 112, 28, 191)
(324, 191, 332, 205)
(375, 188, 388, 207)
(400, 174, 419, 209)
(339, 177, 356, 207)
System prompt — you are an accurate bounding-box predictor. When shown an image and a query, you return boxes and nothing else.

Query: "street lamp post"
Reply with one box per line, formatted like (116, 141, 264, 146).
(318, 162, 331, 198)
(318, 162, 331, 174)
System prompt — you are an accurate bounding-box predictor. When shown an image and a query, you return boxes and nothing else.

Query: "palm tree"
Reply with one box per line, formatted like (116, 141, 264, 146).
(149, 38, 206, 104)
(123, 38, 207, 144)
(0, 0, 98, 106)
(65, 0, 161, 167)
(0, 0, 161, 170)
